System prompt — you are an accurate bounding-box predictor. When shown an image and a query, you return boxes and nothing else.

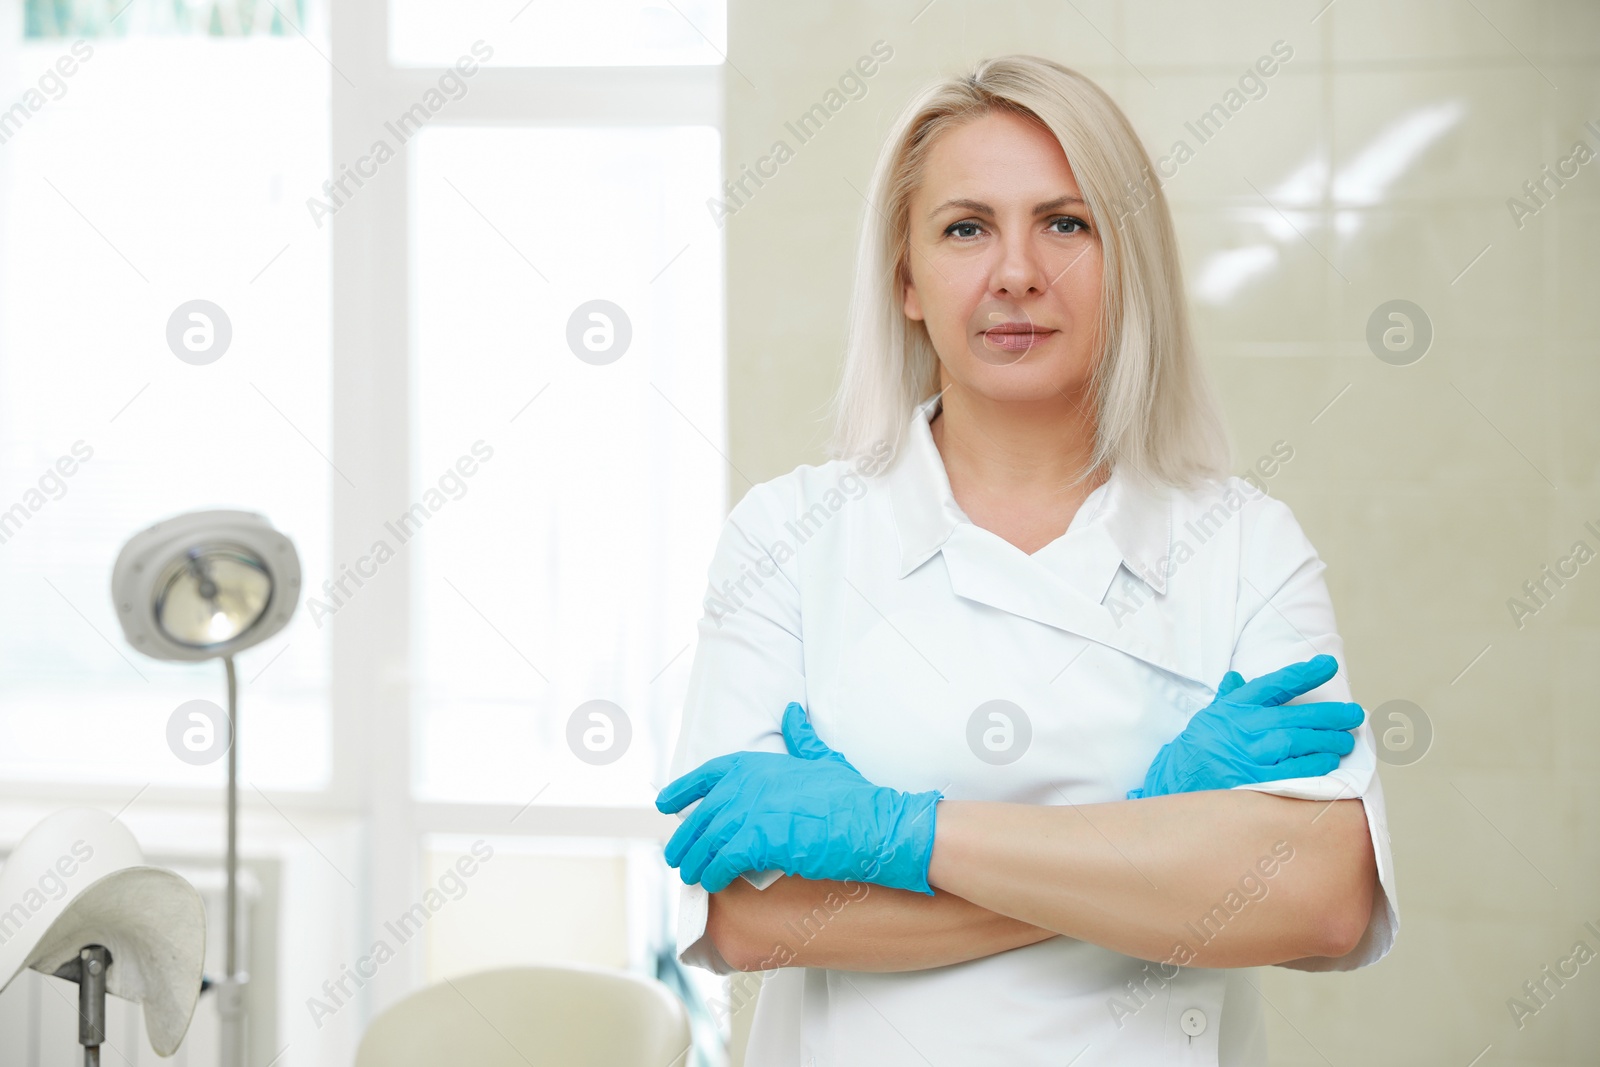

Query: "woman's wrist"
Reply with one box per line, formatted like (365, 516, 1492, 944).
(925, 798, 970, 894)
(860, 786, 943, 896)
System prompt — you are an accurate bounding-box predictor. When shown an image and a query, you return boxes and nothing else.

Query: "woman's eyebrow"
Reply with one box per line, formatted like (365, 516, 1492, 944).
(926, 195, 1086, 220)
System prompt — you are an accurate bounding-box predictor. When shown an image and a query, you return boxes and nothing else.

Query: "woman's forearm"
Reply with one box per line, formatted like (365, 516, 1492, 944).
(707, 872, 1059, 973)
(928, 790, 1377, 968)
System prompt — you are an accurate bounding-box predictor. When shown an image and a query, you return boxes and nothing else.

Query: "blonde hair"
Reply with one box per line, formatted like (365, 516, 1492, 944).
(823, 54, 1233, 491)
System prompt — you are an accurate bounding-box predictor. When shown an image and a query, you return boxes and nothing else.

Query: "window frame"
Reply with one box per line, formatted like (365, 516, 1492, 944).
(328, 0, 723, 1013)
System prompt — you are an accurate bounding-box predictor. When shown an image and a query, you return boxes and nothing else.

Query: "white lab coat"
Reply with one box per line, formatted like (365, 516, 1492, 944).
(667, 392, 1399, 1067)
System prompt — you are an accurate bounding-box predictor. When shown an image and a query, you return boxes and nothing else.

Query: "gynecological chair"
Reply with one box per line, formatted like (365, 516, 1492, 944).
(354, 963, 692, 1067)
(0, 807, 208, 1064)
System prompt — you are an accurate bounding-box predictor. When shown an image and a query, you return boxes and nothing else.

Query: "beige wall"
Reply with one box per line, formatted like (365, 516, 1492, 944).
(722, 2, 1600, 1063)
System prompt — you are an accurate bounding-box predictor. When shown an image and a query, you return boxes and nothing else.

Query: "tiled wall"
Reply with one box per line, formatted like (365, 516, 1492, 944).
(723, 2, 1599, 1063)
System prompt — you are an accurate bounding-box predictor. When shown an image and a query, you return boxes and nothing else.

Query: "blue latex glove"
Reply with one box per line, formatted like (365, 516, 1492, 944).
(1127, 653, 1363, 799)
(655, 702, 944, 895)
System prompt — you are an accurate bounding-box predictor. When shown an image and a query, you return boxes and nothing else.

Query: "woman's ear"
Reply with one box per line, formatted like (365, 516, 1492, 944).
(901, 261, 924, 322)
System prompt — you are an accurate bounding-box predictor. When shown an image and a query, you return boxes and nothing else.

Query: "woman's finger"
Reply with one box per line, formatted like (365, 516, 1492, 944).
(1225, 654, 1338, 708)
(1249, 725, 1356, 764)
(782, 702, 835, 761)
(678, 806, 748, 887)
(700, 826, 764, 893)
(656, 752, 740, 815)
(1254, 751, 1340, 781)
(1214, 670, 1245, 697)
(663, 773, 738, 867)
(1236, 700, 1364, 734)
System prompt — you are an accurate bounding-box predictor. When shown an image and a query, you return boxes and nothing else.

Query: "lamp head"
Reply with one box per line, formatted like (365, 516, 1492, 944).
(112, 509, 300, 662)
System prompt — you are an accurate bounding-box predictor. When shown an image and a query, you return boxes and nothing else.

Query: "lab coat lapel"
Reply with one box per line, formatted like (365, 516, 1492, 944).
(884, 390, 1214, 689)
(939, 520, 1212, 687)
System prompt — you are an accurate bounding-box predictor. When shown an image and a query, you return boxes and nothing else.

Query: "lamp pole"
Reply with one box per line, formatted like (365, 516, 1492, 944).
(218, 655, 246, 1067)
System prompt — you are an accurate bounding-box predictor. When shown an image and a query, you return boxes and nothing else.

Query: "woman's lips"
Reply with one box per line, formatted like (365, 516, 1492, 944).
(982, 328, 1056, 352)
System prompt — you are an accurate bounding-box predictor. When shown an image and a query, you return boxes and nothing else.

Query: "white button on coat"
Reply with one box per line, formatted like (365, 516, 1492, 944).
(667, 394, 1400, 1067)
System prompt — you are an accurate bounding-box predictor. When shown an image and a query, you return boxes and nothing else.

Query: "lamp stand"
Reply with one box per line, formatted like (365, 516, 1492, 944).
(218, 655, 247, 1067)
(110, 509, 302, 1066)
(53, 945, 111, 1067)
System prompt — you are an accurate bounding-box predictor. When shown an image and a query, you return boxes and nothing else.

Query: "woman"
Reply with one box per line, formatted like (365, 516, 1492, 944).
(657, 54, 1398, 1067)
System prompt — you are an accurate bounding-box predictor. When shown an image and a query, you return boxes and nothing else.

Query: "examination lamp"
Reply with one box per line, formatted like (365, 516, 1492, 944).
(111, 509, 301, 1067)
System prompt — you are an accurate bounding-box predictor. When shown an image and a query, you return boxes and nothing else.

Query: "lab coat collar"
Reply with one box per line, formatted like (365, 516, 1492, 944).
(887, 391, 1172, 594)
(885, 391, 1206, 685)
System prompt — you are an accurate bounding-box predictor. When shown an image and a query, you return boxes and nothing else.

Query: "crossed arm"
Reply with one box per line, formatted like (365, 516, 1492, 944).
(706, 788, 1376, 973)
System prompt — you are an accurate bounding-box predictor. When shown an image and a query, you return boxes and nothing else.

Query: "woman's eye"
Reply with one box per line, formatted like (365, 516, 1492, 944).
(943, 217, 1090, 239)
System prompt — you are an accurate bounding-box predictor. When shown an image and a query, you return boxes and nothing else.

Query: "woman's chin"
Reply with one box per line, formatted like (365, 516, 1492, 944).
(942, 358, 1094, 404)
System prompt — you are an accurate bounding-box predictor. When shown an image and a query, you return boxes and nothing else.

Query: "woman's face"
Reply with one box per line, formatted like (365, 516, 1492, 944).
(902, 108, 1104, 404)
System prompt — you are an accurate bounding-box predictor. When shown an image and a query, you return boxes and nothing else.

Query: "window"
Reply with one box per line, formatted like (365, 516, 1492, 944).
(0, 1, 728, 1061)
(409, 125, 724, 808)
(0, 3, 332, 790)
